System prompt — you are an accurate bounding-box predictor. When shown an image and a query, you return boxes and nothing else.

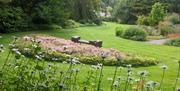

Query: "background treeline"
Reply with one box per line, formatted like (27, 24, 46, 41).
(0, 0, 101, 33)
(0, 0, 180, 33)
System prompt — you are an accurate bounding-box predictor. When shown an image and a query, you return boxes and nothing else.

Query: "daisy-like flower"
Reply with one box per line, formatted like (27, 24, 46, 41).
(161, 65, 168, 70)
(67, 58, 80, 64)
(72, 68, 80, 72)
(52, 57, 59, 61)
(177, 87, 180, 91)
(23, 48, 31, 51)
(62, 61, 67, 64)
(23, 36, 31, 41)
(118, 66, 124, 70)
(0, 44, 4, 53)
(9, 43, 16, 48)
(107, 77, 113, 81)
(138, 70, 148, 77)
(113, 81, 119, 87)
(35, 55, 42, 60)
(127, 64, 132, 69)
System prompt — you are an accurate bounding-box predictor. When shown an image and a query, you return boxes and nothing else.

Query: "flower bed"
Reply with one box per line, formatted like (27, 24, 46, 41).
(15, 35, 158, 67)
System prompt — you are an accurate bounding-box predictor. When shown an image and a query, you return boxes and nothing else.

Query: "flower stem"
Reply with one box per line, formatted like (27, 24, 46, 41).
(159, 69, 166, 90)
(173, 61, 180, 91)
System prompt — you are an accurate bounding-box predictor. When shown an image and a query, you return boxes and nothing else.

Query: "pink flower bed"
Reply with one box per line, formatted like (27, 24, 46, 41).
(24, 36, 124, 58)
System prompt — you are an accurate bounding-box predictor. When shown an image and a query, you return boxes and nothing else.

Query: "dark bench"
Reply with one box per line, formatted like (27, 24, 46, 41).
(71, 36, 80, 43)
(71, 36, 103, 47)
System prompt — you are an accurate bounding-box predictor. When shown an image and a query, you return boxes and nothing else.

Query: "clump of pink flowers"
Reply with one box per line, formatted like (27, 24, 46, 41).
(23, 36, 125, 58)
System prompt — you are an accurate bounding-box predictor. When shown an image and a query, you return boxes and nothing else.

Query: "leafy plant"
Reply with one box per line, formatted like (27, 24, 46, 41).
(116, 26, 147, 41)
(165, 38, 180, 47)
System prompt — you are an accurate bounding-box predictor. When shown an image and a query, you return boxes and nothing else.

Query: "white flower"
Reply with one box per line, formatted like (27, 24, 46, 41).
(0, 44, 3, 48)
(0, 36, 2, 38)
(127, 64, 132, 68)
(107, 77, 113, 81)
(146, 81, 153, 88)
(97, 63, 103, 67)
(15, 50, 21, 55)
(9, 44, 16, 47)
(24, 48, 31, 51)
(12, 48, 18, 52)
(177, 87, 180, 91)
(91, 65, 102, 70)
(118, 66, 124, 70)
(177, 78, 180, 81)
(128, 77, 133, 82)
(35, 55, 42, 60)
(138, 70, 148, 77)
(32, 44, 37, 48)
(0, 49, 4, 53)
(62, 61, 67, 64)
(72, 68, 80, 72)
(161, 65, 168, 70)
(52, 57, 59, 61)
(113, 81, 119, 87)
(67, 58, 80, 64)
(23, 36, 31, 40)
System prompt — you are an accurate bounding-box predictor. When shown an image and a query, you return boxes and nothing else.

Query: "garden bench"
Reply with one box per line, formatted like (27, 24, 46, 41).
(78, 40, 90, 44)
(71, 36, 80, 43)
(71, 36, 103, 47)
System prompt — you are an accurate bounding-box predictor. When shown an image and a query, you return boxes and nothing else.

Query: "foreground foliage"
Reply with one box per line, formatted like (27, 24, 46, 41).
(0, 37, 179, 91)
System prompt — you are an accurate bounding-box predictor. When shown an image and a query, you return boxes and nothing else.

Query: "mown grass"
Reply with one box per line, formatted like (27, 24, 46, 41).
(0, 22, 180, 90)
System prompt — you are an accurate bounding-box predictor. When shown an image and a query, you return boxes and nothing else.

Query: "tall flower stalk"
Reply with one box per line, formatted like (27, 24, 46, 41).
(174, 61, 180, 91)
(111, 56, 121, 91)
(159, 65, 168, 90)
(124, 65, 132, 91)
(97, 53, 106, 91)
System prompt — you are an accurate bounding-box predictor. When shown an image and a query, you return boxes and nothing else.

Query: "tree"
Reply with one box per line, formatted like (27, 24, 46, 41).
(149, 2, 166, 26)
(112, 0, 136, 24)
(71, 0, 101, 23)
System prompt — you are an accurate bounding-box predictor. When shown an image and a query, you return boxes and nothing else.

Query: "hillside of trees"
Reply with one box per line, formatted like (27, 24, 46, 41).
(0, 0, 180, 33)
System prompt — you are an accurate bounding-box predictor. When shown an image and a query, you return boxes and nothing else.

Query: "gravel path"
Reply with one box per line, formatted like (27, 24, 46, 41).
(146, 39, 170, 45)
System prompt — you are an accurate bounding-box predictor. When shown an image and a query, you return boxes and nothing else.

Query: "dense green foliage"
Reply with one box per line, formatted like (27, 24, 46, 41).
(116, 26, 147, 41)
(0, 0, 102, 33)
(165, 38, 180, 47)
(0, 6, 28, 33)
(148, 3, 166, 26)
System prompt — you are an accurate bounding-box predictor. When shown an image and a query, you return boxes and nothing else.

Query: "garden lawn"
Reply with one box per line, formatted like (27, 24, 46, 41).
(0, 22, 180, 90)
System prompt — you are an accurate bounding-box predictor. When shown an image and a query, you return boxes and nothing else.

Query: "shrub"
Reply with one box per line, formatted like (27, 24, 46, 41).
(121, 27, 147, 41)
(123, 55, 159, 67)
(137, 15, 149, 25)
(93, 18, 102, 25)
(165, 38, 180, 47)
(115, 27, 124, 36)
(64, 20, 80, 28)
(141, 26, 160, 36)
(164, 13, 180, 24)
(158, 21, 180, 36)
(160, 26, 176, 36)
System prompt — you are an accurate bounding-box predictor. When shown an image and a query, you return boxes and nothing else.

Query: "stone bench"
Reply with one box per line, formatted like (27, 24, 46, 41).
(71, 36, 80, 43)
(71, 36, 103, 47)
(78, 40, 90, 44)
